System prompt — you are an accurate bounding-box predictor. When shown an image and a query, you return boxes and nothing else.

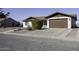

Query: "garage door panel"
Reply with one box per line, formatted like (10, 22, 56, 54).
(49, 19, 68, 28)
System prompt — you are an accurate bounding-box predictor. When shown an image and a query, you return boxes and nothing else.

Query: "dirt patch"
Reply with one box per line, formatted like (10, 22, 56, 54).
(0, 28, 16, 32)
(12, 29, 34, 34)
(14, 30, 29, 33)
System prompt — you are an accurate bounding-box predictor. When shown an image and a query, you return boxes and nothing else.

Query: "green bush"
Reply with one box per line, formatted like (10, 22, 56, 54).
(32, 20, 43, 30)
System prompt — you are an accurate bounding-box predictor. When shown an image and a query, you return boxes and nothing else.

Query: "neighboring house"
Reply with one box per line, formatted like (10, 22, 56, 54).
(0, 14, 20, 27)
(23, 12, 77, 29)
(0, 18, 20, 27)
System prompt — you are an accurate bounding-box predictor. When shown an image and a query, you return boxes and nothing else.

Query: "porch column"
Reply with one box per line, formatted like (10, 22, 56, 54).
(47, 19, 49, 28)
(68, 17, 71, 29)
(23, 22, 27, 28)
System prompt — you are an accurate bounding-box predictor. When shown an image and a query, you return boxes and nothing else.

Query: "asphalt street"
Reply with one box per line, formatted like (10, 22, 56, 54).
(0, 33, 79, 51)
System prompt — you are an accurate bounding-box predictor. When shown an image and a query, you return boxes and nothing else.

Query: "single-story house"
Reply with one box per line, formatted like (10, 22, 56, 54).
(23, 12, 77, 29)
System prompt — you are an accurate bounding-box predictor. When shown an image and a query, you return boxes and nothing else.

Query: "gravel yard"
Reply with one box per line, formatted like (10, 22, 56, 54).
(0, 27, 22, 32)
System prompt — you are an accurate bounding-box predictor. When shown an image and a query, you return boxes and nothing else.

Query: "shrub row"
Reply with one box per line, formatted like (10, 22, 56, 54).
(32, 20, 43, 30)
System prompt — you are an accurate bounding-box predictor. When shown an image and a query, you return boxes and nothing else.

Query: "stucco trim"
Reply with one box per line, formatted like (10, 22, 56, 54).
(68, 17, 71, 29)
(23, 22, 28, 28)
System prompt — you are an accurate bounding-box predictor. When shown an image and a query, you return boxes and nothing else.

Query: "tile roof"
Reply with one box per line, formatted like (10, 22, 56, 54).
(23, 12, 77, 22)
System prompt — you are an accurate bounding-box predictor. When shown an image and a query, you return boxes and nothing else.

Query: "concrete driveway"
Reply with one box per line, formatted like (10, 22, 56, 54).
(19, 28, 79, 41)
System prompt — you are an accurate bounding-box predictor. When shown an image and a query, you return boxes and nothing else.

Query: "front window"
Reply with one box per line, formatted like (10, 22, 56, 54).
(43, 20, 47, 25)
(25, 22, 28, 25)
(0, 23, 1, 26)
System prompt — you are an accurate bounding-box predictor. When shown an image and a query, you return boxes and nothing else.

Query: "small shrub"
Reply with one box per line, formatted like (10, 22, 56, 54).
(32, 20, 43, 30)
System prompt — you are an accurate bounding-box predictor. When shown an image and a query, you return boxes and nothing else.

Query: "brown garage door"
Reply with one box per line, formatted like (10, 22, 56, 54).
(49, 19, 68, 28)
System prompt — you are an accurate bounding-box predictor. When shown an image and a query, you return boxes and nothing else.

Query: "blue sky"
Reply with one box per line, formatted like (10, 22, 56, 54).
(3, 8, 79, 24)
